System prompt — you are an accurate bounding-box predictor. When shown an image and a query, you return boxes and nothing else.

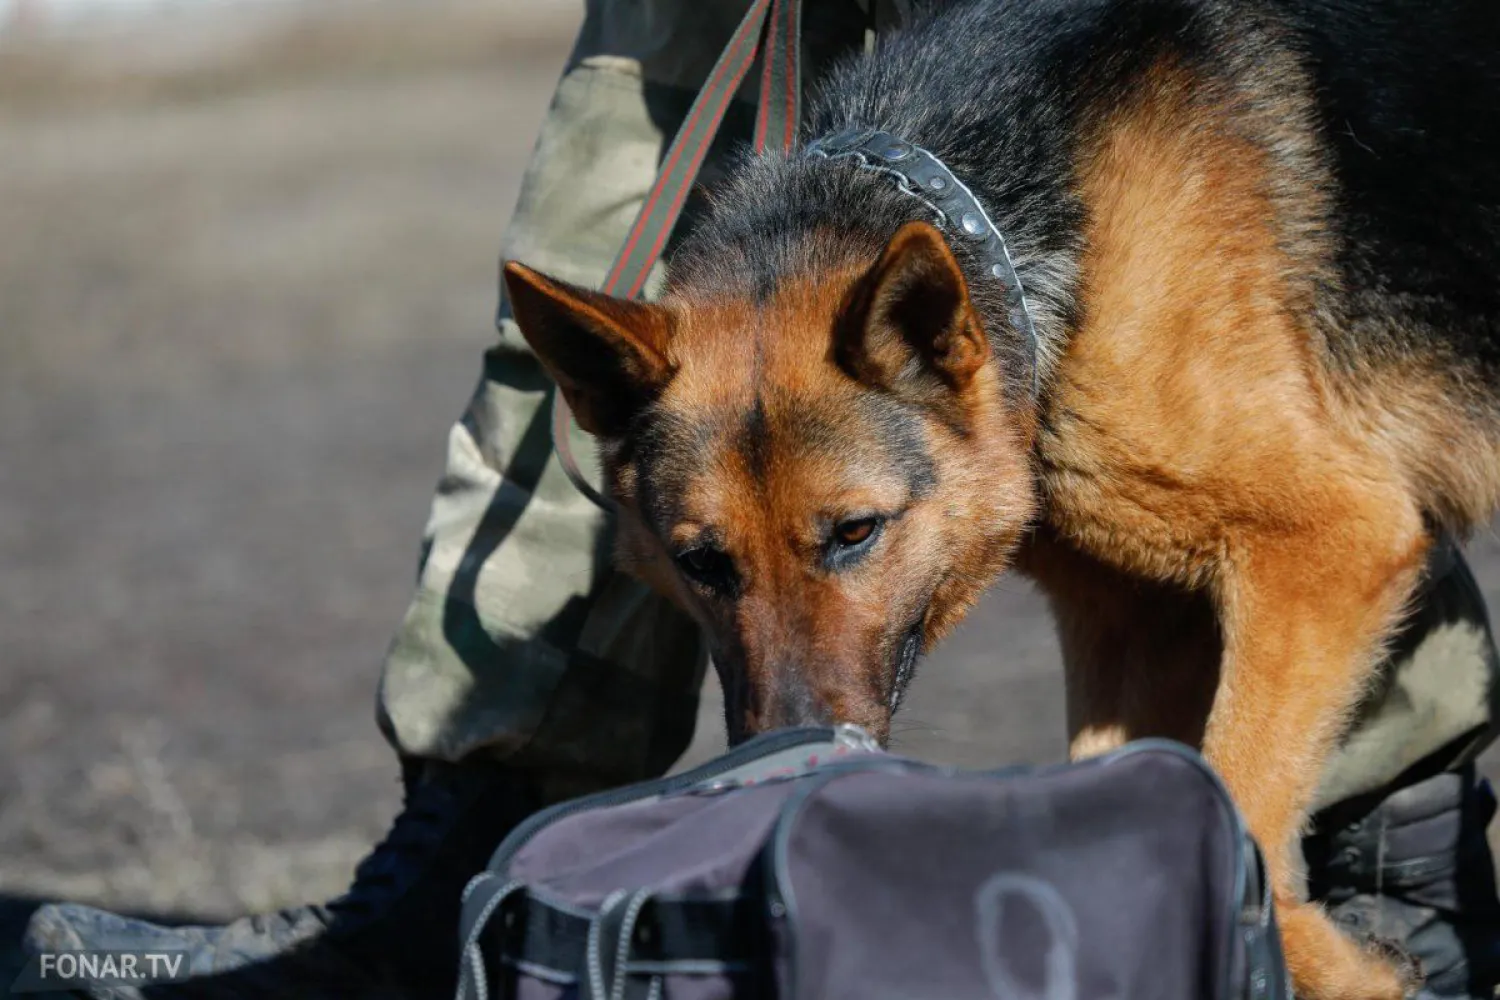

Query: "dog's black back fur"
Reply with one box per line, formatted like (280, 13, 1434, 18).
(669, 0, 1500, 406)
(1280, 0, 1500, 370)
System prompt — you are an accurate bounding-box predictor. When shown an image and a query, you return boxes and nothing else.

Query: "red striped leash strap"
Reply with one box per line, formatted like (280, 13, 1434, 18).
(550, 0, 803, 513)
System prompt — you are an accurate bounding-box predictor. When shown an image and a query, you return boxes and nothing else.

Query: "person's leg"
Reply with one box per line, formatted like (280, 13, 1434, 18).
(378, 0, 870, 802)
(1304, 540, 1500, 999)
(22, 4, 869, 998)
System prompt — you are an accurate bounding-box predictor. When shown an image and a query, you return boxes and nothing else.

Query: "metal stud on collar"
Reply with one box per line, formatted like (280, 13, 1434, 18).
(804, 128, 1042, 396)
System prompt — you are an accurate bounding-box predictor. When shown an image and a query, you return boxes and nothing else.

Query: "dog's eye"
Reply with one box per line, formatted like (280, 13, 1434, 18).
(675, 546, 735, 591)
(832, 517, 882, 549)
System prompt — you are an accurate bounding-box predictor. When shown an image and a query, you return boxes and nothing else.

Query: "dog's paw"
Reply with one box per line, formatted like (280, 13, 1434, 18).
(1278, 901, 1413, 1000)
(1364, 936, 1426, 1000)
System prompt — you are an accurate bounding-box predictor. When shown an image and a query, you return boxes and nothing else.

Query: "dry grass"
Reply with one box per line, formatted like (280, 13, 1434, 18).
(0, 0, 579, 112)
(0, 1, 577, 978)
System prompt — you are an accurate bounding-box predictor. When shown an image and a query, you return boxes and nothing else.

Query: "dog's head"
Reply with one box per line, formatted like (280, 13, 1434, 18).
(504, 221, 1037, 742)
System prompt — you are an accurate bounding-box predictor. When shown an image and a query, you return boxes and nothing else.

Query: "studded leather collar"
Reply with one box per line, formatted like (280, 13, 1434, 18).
(804, 128, 1041, 395)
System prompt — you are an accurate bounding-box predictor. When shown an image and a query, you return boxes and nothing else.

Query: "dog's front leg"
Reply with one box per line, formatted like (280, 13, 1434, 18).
(1018, 529, 1221, 758)
(1204, 508, 1430, 1000)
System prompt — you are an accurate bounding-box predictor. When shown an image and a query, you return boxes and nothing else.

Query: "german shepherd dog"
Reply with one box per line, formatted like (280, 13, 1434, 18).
(504, 0, 1498, 994)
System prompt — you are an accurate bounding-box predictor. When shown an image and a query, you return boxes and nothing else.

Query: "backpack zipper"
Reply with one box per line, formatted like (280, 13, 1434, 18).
(486, 726, 846, 875)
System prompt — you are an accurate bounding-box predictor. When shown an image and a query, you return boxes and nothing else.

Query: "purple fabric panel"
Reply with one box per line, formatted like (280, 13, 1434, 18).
(781, 753, 1238, 1000)
(511, 781, 802, 906)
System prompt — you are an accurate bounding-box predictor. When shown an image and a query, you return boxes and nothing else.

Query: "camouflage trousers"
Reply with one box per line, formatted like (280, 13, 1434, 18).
(376, 0, 1498, 811)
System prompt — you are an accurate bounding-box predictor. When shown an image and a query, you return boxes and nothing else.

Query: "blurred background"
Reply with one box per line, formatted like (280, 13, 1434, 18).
(0, 0, 1497, 989)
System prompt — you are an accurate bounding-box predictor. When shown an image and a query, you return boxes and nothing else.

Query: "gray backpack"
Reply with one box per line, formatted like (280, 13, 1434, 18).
(456, 727, 1289, 1000)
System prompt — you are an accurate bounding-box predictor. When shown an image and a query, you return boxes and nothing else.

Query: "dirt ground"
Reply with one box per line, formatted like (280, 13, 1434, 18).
(1, 2, 1497, 989)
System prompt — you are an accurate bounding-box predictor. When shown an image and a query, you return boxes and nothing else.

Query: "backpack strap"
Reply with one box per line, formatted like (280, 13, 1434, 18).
(549, 0, 805, 513)
(458, 881, 762, 1000)
(456, 875, 526, 1000)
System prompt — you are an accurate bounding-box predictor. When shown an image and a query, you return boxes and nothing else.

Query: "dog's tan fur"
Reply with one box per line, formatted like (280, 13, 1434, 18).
(1025, 61, 1436, 997)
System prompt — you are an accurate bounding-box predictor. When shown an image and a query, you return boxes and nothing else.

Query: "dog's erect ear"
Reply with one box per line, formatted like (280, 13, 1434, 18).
(503, 262, 675, 437)
(837, 220, 987, 400)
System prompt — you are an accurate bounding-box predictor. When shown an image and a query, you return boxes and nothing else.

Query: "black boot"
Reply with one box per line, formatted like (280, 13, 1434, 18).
(22, 756, 541, 999)
(1304, 765, 1500, 999)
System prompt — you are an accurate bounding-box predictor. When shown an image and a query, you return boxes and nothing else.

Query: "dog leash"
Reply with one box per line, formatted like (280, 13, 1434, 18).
(548, 0, 804, 513)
